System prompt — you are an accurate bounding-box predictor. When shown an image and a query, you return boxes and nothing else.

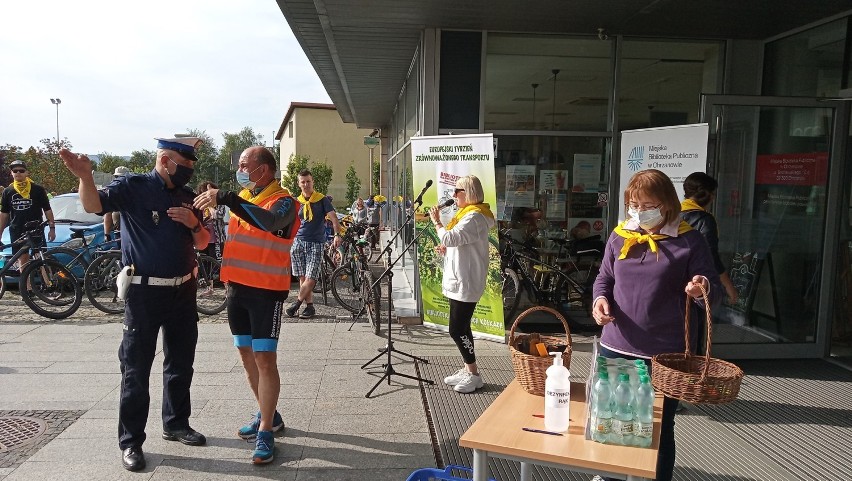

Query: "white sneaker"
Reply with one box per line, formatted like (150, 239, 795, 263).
(443, 368, 469, 386)
(453, 372, 484, 393)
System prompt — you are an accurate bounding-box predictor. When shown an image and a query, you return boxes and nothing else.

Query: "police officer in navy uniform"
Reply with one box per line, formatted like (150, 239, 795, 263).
(60, 137, 210, 472)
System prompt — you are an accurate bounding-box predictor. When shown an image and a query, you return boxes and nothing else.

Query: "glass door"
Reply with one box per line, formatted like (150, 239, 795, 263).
(700, 94, 848, 359)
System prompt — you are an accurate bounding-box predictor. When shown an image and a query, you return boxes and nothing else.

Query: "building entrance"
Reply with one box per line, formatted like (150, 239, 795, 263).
(700, 94, 848, 359)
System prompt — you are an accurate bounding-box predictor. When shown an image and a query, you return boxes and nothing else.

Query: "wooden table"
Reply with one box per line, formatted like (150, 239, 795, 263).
(459, 380, 662, 481)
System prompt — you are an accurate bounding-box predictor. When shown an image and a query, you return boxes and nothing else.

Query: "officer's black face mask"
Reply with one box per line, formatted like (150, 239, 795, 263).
(168, 157, 194, 188)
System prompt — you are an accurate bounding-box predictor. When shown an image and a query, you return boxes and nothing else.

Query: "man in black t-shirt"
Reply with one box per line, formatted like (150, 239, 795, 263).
(0, 160, 56, 266)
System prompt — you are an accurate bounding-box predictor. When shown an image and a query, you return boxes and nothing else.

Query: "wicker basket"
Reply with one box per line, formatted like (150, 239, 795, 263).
(508, 306, 573, 396)
(651, 286, 744, 404)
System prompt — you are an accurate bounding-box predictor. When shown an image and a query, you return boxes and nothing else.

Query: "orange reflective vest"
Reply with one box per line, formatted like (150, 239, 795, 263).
(220, 192, 300, 291)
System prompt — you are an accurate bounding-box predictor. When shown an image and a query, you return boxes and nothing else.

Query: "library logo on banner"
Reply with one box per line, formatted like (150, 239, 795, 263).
(627, 145, 644, 171)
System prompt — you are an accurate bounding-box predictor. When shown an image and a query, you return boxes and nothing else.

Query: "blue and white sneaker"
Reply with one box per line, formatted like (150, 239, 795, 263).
(252, 430, 275, 464)
(237, 410, 285, 440)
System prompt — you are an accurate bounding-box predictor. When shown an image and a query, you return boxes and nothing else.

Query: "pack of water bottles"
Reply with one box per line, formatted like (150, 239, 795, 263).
(585, 352, 655, 448)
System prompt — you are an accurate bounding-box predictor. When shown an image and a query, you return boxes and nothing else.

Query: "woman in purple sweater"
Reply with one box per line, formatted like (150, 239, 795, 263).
(592, 169, 722, 481)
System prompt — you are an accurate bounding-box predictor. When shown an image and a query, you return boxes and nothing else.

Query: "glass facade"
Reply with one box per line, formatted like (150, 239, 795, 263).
(763, 18, 848, 97)
(480, 33, 723, 245)
(378, 19, 851, 360)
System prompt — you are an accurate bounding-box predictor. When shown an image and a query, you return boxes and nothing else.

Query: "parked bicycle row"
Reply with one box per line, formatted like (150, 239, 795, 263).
(0, 219, 227, 319)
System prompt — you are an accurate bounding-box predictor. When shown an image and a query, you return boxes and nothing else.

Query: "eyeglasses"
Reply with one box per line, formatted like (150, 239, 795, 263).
(11, 169, 26, 174)
(628, 202, 662, 211)
(454, 188, 465, 194)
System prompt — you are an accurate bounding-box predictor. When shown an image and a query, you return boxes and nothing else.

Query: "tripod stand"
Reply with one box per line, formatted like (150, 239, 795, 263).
(360, 213, 434, 398)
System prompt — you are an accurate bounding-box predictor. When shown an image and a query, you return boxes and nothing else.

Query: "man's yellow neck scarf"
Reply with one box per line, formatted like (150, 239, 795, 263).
(235, 182, 288, 222)
(613, 220, 693, 260)
(680, 198, 704, 212)
(445, 203, 495, 230)
(12, 178, 33, 200)
(296, 191, 325, 222)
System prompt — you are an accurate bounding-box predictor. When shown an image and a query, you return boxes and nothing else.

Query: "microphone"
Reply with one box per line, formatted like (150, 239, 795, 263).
(412, 179, 433, 208)
(440, 198, 454, 208)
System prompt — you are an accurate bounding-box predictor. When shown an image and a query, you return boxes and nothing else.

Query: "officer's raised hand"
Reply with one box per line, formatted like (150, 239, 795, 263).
(59, 148, 94, 179)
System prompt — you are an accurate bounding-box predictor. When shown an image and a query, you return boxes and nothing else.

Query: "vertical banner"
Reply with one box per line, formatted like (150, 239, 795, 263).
(411, 134, 504, 342)
(619, 124, 708, 221)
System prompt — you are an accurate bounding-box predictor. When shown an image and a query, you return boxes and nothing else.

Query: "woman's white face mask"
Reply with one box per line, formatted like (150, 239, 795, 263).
(628, 207, 664, 230)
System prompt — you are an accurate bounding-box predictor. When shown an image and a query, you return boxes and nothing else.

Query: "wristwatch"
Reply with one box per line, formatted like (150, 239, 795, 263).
(191, 223, 202, 234)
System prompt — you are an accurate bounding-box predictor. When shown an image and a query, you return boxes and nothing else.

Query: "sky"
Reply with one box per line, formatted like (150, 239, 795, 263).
(0, 0, 331, 156)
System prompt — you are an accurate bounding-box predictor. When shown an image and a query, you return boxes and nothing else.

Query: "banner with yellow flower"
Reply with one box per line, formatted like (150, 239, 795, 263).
(410, 134, 504, 343)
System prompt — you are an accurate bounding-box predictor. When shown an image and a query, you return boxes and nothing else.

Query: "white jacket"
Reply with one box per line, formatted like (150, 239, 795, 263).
(437, 210, 495, 303)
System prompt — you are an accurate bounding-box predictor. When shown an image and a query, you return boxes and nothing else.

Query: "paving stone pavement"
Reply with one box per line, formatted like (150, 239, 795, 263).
(0, 287, 496, 480)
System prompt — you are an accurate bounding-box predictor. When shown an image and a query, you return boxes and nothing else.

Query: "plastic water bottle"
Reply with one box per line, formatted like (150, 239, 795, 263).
(592, 371, 612, 443)
(544, 352, 571, 432)
(611, 372, 634, 445)
(633, 374, 654, 448)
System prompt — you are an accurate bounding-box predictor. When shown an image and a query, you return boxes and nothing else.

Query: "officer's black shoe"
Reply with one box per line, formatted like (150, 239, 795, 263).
(162, 427, 207, 446)
(122, 446, 146, 471)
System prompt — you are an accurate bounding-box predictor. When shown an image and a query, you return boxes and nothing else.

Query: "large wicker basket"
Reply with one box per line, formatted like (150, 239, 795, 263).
(651, 286, 744, 404)
(508, 306, 572, 396)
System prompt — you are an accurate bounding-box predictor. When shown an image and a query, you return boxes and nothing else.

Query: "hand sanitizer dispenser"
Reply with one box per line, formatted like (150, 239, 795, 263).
(544, 352, 571, 432)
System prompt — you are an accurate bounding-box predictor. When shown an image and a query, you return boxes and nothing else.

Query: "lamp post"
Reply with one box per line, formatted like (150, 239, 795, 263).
(364, 135, 380, 196)
(50, 98, 61, 142)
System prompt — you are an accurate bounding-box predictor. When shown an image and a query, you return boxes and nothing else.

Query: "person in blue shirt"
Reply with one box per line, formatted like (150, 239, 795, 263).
(59, 137, 210, 473)
(286, 169, 342, 319)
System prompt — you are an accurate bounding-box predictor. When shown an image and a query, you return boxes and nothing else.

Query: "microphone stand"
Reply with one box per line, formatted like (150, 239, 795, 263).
(360, 206, 435, 398)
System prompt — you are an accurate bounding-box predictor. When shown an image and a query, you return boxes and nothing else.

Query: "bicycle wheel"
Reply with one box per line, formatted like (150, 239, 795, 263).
(330, 264, 362, 312)
(84, 251, 125, 314)
(44, 247, 89, 280)
(20, 258, 82, 319)
(502, 267, 521, 321)
(196, 254, 227, 315)
(362, 270, 381, 335)
(0, 275, 6, 300)
(312, 254, 335, 294)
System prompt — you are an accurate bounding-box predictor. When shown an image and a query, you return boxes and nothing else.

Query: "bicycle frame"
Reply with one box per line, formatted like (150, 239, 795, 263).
(0, 223, 51, 277)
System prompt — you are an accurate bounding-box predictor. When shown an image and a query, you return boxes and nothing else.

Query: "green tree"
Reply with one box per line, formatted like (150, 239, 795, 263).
(215, 127, 264, 192)
(282, 153, 310, 194)
(183, 129, 220, 192)
(127, 149, 156, 173)
(0, 144, 23, 187)
(372, 157, 381, 195)
(310, 161, 333, 199)
(23, 138, 77, 194)
(96, 153, 127, 175)
(345, 162, 361, 206)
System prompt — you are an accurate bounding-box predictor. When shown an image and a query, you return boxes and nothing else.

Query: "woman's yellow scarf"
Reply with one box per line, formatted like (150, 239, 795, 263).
(613, 220, 693, 260)
(12, 178, 33, 200)
(296, 191, 325, 222)
(445, 203, 495, 230)
(234, 182, 289, 222)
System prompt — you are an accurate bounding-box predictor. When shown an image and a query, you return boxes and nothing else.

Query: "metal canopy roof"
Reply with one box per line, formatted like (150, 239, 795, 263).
(276, 0, 852, 128)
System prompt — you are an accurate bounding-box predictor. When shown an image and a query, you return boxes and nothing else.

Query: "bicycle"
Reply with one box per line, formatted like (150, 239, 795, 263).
(195, 252, 226, 315)
(499, 229, 601, 331)
(330, 222, 381, 334)
(83, 249, 226, 316)
(45, 230, 120, 280)
(0, 220, 82, 319)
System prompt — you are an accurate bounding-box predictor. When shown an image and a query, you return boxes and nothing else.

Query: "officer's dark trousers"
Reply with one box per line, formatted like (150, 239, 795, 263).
(118, 281, 198, 449)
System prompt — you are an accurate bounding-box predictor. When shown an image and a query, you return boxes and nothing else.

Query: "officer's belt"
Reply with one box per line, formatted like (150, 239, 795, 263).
(130, 273, 193, 287)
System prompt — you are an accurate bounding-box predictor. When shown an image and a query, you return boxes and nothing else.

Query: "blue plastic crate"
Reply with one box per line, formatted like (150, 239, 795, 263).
(406, 465, 499, 481)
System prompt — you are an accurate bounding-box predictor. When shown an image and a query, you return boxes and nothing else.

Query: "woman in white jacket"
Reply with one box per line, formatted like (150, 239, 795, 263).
(428, 175, 495, 393)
